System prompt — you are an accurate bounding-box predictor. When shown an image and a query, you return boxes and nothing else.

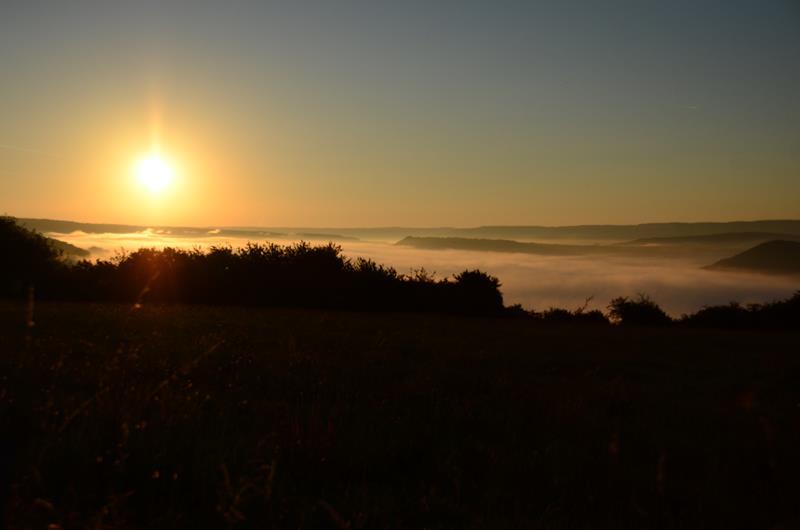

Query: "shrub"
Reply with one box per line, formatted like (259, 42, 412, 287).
(539, 306, 609, 325)
(755, 291, 800, 328)
(541, 307, 573, 322)
(573, 309, 609, 325)
(504, 303, 533, 318)
(607, 294, 672, 326)
(451, 270, 504, 315)
(678, 292, 800, 329)
(681, 302, 751, 328)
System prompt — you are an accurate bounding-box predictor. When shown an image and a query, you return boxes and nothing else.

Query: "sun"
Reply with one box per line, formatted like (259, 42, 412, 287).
(135, 152, 174, 195)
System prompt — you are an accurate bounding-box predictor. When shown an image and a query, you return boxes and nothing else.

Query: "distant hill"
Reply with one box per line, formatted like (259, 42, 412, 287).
(20, 218, 146, 234)
(18, 217, 800, 243)
(396, 236, 594, 256)
(284, 221, 800, 242)
(17, 218, 285, 239)
(47, 237, 90, 258)
(623, 232, 800, 247)
(439, 221, 800, 242)
(398, 234, 800, 263)
(294, 232, 359, 241)
(705, 240, 800, 275)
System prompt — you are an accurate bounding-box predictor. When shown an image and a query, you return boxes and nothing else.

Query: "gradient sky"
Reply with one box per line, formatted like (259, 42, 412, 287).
(1, 0, 798, 227)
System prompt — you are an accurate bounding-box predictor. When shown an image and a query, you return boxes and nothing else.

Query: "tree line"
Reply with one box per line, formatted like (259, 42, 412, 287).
(1, 216, 797, 327)
(1, 216, 504, 315)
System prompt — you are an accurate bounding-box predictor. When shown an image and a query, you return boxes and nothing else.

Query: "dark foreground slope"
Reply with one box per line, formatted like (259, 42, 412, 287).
(2, 302, 799, 529)
(706, 240, 800, 276)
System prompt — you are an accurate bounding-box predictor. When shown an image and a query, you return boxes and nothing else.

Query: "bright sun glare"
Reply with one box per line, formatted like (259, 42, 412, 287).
(135, 153, 174, 195)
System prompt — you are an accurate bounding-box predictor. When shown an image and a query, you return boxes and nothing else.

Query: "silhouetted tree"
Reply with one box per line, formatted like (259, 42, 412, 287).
(0, 216, 65, 297)
(451, 270, 504, 315)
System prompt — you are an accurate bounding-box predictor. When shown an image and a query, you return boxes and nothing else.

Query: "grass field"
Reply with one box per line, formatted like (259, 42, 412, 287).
(2, 301, 799, 529)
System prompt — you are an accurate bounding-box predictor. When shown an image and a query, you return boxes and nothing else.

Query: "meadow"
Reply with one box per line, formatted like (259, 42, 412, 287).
(2, 300, 799, 529)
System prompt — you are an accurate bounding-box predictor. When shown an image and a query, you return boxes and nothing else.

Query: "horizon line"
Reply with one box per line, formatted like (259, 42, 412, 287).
(8, 215, 800, 233)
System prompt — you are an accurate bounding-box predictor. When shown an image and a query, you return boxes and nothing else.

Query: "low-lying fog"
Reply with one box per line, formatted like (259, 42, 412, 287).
(51, 230, 798, 316)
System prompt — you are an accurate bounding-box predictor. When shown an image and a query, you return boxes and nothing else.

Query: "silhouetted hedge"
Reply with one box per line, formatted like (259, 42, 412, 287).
(529, 297, 611, 325)
(608, 294, 673, 326)
(680, 294, 800, 329)
(2, 217, 798, 327)
(1, 217, 506, 316)
(60, 244, 508, 315)
(539, 307, 610, 325)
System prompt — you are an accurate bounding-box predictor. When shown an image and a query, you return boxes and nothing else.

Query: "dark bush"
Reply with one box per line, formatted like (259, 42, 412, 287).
(450, 270, 505, 315)
(538, 304, 609, 325)
(573, 309, 609, 325)
(504, 303, 533, 318)
(540, 307, 573, 322)
(608, 294, 672, 326)
(681, 302, 751, 328)
(754, 291, 800, 328)
(681, 292, 800, 329)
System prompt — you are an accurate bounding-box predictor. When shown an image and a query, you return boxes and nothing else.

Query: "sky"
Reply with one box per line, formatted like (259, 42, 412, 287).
(1, 0, 799, 227)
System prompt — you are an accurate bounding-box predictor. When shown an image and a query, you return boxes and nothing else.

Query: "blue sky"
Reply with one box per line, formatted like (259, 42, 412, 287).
(1, 0, 798, 226)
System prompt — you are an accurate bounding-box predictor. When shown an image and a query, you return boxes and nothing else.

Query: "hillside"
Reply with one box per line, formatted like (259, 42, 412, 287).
(2, 301, 799, 529)
(18, 218, 287, 239)
(447, 221, 800, 242)
(396, 235, 732, 260)
(19, 217, 800, 243)
(396, 236, 593, 255)
(623, 232, 800, 247)
(46, 236, 90, 258)
(706, 240, 800, 275)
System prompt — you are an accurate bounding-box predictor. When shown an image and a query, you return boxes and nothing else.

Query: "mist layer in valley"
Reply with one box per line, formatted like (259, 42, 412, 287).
(43, 225, 799, 316)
